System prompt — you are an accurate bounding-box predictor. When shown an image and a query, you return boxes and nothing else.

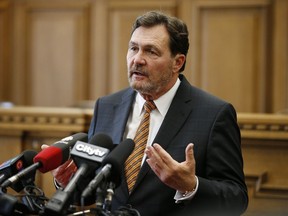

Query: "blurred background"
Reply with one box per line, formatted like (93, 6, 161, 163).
(0, 0, 287, 215)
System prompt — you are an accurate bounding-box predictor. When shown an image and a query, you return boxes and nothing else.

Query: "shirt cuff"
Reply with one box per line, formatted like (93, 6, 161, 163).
(53, 177, 63, 190)
(174, 176, 199, 203)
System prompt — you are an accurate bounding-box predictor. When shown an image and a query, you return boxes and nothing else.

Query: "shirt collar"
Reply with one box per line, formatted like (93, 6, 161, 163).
(135, 78, 181, 116)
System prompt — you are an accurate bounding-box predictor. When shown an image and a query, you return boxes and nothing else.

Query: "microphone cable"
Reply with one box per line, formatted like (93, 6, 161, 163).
(16, 185, 49, 214)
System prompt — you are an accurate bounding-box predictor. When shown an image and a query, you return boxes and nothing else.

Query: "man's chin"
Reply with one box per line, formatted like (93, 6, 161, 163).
(130, 83, 143, 91)
(130, 82, 146, 92)
(130, 78, 143, 87)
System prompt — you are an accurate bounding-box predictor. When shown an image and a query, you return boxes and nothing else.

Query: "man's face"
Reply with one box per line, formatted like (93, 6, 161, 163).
(127, 25, 183, 100)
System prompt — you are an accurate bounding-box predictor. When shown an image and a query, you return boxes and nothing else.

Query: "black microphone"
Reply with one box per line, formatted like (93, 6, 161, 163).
(1, 133, 88, 190)
(42, 133, 114, 216)
(81, 138, 135, 199)
(0, 150, 37, 192)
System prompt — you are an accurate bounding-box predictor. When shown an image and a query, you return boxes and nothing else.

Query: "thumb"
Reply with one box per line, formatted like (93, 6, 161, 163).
(41, 144, 49, 150)
(185, 143, 194, 163)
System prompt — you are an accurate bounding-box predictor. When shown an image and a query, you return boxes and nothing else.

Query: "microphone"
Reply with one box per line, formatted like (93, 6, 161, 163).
(81, 139, 135, 199)
(42, 133, 114, 215)
(1, 133, 88, 190)
(34, 132, 88, 173)
(0, 150, 37, 192)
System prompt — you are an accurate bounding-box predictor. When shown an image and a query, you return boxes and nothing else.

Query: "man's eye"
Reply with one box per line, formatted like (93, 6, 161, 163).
(147, 49, 157, 55)
(129, 46, 138, 51)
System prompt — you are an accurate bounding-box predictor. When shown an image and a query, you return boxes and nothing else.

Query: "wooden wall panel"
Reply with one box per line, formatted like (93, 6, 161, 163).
(272, 0, 288, 113)
(11, 0, 91, 107)
(28, 12, 82, 106)
(187, 0, 271, 113)
(88, 0, 109, 99)
(0, 0, 10, 102)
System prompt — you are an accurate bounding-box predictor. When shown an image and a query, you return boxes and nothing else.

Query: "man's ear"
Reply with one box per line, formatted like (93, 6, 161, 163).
(173, 54, 186, 73)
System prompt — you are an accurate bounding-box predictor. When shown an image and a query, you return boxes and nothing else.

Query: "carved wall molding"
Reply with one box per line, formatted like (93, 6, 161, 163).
(1, 107, 287, 139)
(0, 106, 92, 132)
(238, 113, 288, 140)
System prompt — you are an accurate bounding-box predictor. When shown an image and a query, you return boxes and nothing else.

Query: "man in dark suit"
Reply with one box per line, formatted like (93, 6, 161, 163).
(52, 11, 248, 216)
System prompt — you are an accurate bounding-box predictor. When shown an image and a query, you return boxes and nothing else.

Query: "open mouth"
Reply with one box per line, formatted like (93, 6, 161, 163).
(131, 70, 146, 77)
(133, 71, 144, 76)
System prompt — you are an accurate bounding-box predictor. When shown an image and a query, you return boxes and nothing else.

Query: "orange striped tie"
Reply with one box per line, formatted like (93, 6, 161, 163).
(125, 100, 156, 192)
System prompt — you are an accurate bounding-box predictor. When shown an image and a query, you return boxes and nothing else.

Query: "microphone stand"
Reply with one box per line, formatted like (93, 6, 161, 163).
(92, 180, 109, 216)
(104, 182, 115, 212)
(77, 180, 112, 216)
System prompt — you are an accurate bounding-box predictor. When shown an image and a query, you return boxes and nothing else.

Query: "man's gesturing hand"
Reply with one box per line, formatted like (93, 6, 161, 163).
(145, 143, 197, 193)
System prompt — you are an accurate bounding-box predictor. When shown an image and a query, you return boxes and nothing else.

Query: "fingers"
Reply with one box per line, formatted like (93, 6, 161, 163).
(185, 143, 195, 163)
(52, 159, 77, 188)
(146, 144, 170, 168)
(146, 143, 194, 165)
(145, 143, 161, 161)
(145, 144, 164, 175)
(146, 143, 172, 163)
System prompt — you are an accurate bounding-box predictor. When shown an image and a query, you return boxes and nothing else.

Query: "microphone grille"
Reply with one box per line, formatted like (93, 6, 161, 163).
(23, 150, 38, 165)
(89, 133, 114, 150)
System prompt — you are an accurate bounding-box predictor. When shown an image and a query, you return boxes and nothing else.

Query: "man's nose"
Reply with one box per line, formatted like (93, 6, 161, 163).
(133, 51, 146, 65)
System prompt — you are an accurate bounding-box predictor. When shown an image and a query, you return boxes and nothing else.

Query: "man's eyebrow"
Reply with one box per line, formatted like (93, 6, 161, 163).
(129, 41, 158, 49)
(128, 41, 138, 46)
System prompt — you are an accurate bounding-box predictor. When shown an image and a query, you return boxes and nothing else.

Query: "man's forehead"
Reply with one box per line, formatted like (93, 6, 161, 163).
(130, 25, 169, 46)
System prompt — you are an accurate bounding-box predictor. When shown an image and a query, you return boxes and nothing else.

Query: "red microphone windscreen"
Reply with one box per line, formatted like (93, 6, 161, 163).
(33, 146, 63, 173)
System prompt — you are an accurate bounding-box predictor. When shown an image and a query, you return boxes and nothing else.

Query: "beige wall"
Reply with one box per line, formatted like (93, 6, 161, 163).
(0, 0, 287, 113)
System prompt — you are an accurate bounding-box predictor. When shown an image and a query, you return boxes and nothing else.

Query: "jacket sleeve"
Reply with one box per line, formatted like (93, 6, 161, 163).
(190, 103, 248, 215)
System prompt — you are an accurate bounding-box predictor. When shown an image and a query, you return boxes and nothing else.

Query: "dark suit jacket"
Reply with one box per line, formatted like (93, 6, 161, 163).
(88, 75, 248, 216)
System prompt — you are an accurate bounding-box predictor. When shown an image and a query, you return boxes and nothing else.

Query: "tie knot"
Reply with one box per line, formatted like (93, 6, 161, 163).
(144, 100, 156, 113)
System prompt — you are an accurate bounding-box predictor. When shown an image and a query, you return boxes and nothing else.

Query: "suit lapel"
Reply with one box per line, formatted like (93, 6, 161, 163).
(110, 89, 136, 144)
